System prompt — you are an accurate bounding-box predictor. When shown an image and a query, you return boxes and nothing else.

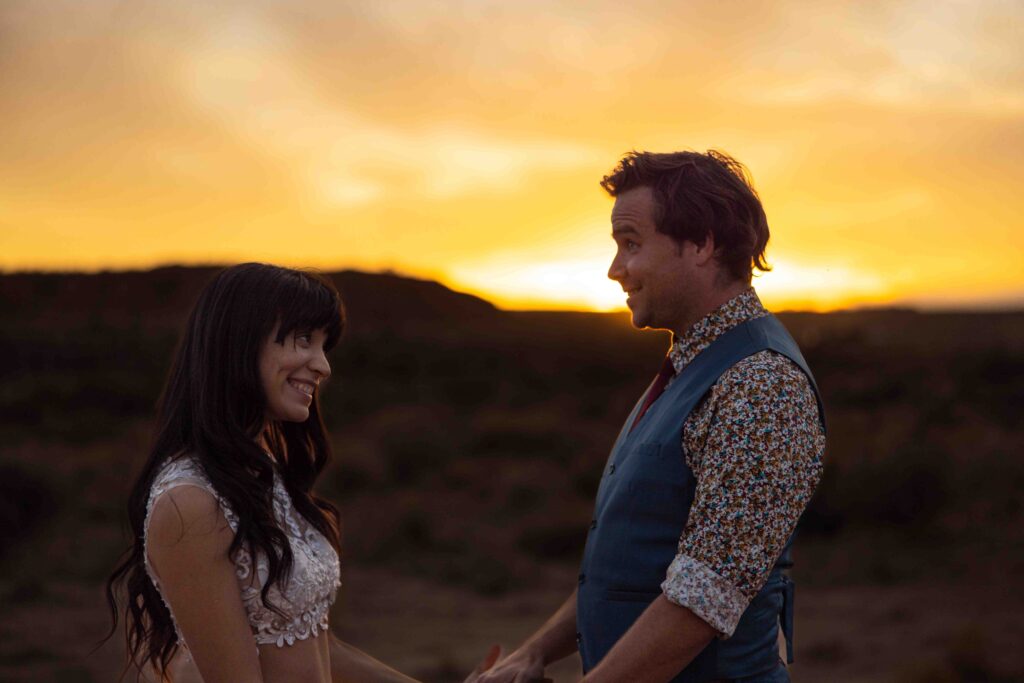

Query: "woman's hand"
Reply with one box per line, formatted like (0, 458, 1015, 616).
(462, 645, 502, 683)
(465, 645, 553, 683)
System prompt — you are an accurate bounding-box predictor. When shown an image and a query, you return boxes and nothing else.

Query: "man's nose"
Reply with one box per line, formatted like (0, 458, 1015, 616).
(607, 253, 626, 282)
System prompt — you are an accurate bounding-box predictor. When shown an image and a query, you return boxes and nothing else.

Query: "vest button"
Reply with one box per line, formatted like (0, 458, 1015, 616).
(575, 631, 582, 644)
(609, 464, 616, 474)
(590, 519, 597, 529)
(578, 573, 586, 584)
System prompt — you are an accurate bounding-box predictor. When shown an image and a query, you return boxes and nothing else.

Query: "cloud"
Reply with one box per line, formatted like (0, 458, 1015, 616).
(0, 0, 1021, 308)
(169, 7, 601, 205)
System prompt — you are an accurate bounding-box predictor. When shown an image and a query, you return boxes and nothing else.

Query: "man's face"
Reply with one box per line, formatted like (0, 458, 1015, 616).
(607, 186, 698, 334)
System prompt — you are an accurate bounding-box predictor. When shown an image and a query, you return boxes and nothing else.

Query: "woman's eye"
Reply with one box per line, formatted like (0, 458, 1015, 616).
(296, 333, 312, 345)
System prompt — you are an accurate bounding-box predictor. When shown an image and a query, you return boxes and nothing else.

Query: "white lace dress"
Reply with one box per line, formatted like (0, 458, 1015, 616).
(143, 456, 341, 657)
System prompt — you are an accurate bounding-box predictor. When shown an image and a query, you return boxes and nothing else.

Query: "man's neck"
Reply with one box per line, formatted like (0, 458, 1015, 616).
(672, 279, 751, 338)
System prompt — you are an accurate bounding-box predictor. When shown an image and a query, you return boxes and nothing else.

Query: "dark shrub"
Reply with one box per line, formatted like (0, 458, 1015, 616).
(0, 463, 56, 559)
(517, 524, 586, 563)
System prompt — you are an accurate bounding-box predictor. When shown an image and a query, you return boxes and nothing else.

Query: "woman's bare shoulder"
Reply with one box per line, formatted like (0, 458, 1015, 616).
(148, 484, 232, 554)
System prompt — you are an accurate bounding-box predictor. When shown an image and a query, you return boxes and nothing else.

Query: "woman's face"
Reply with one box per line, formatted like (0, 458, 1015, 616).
(258, 326, 331, 423)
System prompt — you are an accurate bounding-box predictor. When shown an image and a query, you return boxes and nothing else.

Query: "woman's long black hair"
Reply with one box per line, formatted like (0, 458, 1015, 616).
(105, 263, 345, 679)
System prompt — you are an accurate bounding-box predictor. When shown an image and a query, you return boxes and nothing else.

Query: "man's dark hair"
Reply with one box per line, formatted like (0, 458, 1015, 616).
(600, 150, 771, 283)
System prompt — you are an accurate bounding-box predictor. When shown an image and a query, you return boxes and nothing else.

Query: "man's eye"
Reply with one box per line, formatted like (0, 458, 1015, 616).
(626, 240, 639, 251)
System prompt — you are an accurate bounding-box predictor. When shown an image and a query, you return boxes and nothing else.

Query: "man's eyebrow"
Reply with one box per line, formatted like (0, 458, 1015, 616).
(612, 226, 639, 237)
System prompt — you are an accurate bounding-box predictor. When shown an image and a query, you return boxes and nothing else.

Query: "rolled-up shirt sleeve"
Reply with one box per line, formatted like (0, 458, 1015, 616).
(660, 351, 826, 637)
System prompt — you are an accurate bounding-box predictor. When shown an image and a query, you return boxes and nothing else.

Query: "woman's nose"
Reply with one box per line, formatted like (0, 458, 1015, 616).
(311, 349, 331, 379)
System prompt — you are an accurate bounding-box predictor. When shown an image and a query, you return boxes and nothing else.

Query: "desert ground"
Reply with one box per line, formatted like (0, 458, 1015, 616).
(1, 268, 1021, 682)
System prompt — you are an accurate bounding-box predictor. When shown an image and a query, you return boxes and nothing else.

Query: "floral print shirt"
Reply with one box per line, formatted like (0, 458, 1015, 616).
(658, 288, 826, 637)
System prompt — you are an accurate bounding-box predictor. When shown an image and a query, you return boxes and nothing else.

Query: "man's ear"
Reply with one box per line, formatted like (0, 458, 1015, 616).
(691, 232, 717, 267)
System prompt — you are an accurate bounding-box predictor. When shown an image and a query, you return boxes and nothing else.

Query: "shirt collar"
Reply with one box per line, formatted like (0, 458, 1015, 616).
(668, 287, 769, 374)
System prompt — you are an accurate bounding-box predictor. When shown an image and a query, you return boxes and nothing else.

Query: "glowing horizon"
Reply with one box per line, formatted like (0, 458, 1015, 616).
(2, 0, 1022, 313)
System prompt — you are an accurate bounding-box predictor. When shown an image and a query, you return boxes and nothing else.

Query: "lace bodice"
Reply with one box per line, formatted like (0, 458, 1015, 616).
(144, 456, 341, 650)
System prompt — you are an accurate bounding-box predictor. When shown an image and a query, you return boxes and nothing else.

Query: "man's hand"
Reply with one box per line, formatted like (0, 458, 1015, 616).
(469, 589, 577, 683)
(473, 647, 552, 683)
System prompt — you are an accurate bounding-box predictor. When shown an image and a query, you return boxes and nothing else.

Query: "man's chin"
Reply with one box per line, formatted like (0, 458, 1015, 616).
(629, 310, 649, 329)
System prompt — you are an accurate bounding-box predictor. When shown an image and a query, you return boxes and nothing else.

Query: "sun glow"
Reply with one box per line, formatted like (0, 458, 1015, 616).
(449, 255, 625, 311)
(754, 260, 895, 312)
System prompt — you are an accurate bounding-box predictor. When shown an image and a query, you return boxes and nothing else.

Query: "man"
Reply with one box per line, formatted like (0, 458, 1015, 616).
(476, 151, 826, 683)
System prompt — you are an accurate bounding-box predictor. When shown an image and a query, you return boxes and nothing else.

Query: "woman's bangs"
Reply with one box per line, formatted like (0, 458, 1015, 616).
(273, 273, 345, 350)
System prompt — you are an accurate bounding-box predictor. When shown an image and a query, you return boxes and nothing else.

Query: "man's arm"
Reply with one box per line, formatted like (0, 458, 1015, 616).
(583, 352, 824, 682)
(475, 589, 578, 683)
(665, 354, 825, 637)
(580, 596, 715, 683)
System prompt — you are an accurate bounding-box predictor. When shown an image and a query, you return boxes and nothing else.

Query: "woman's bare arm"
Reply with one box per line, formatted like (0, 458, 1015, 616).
(328, 635, 421, 683)
(330, 637, 501, 683)
(147, 486, 264, 683)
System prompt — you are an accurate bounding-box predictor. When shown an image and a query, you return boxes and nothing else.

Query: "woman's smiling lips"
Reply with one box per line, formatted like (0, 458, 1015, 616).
(287, 378, 316, 400)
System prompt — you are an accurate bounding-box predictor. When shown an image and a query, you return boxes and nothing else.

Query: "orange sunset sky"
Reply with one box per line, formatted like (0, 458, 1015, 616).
(2, 0, 1022, 311)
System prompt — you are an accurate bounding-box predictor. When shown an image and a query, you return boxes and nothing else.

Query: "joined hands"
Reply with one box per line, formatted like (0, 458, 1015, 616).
(464, 645, 553, 683)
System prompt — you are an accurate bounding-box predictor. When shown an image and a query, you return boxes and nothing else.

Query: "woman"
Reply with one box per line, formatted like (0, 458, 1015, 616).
(105, 263, 495, 682)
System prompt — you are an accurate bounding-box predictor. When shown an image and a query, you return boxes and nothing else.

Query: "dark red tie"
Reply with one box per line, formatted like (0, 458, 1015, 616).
(631, 355, 675, 432)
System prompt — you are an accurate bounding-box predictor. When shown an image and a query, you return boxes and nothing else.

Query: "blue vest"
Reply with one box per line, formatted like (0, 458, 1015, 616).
(576, 315, 825, 681)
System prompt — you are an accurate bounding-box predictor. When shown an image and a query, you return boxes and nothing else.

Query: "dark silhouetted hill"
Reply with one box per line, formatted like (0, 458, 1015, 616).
(1, 266, 1022, 600)
(0, 266, 498, 333)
